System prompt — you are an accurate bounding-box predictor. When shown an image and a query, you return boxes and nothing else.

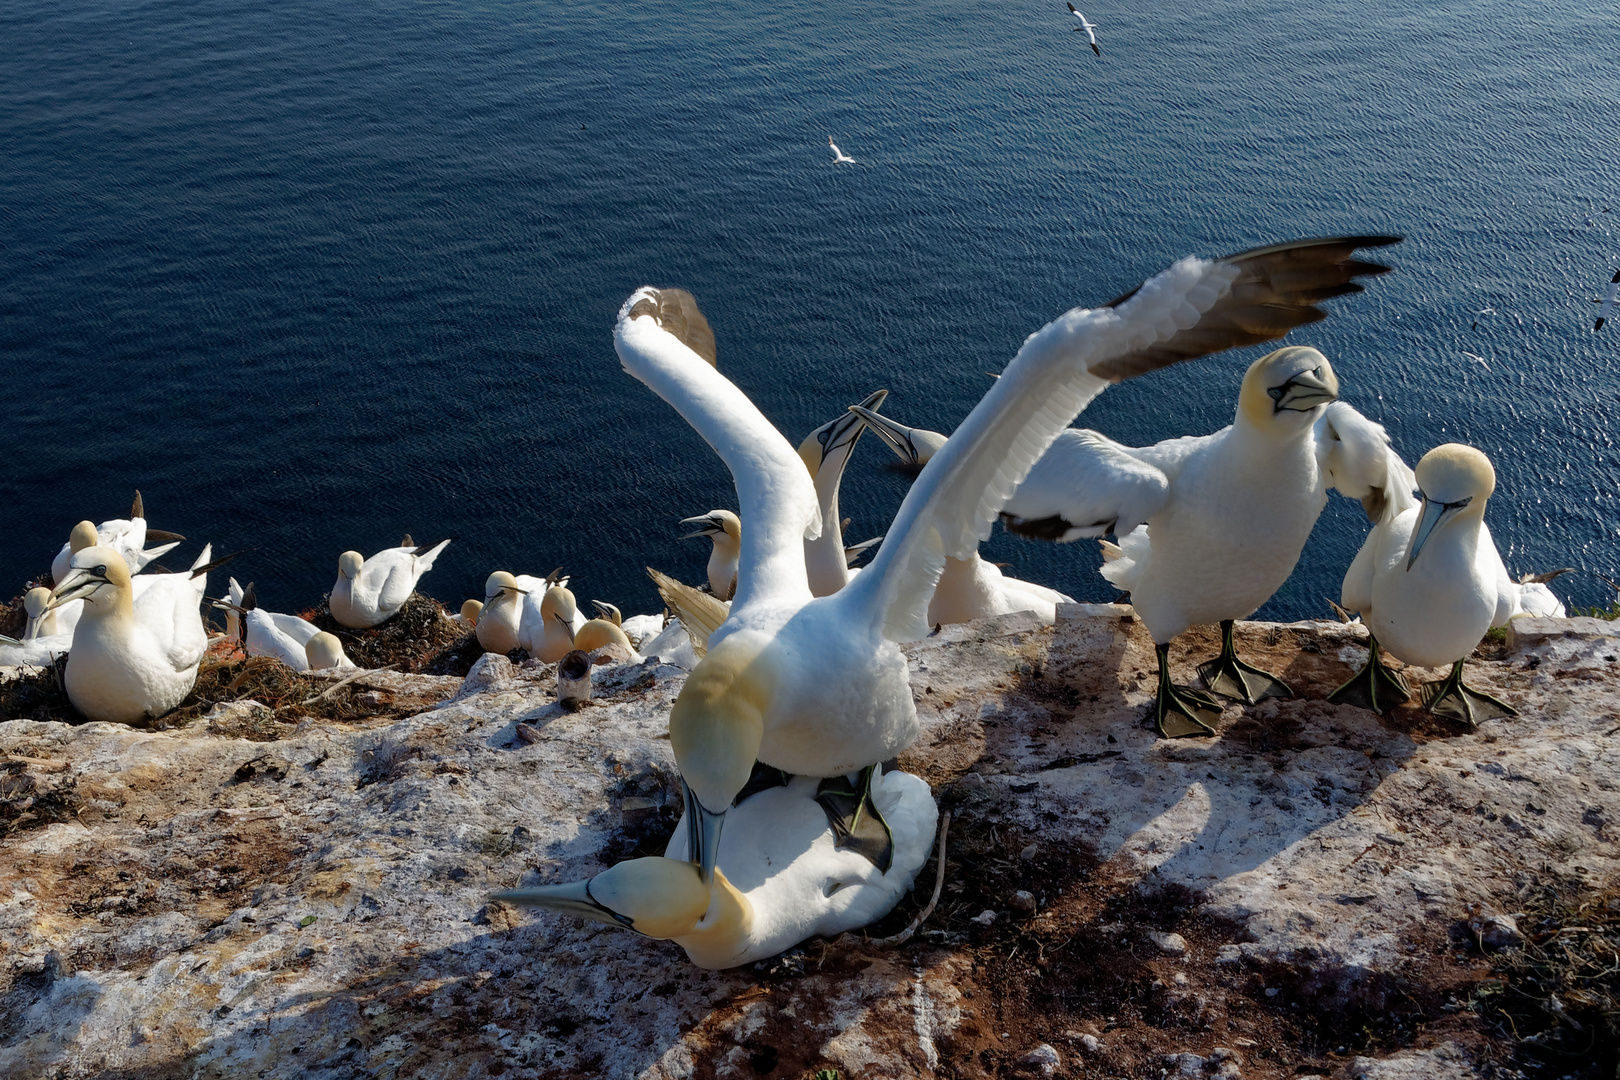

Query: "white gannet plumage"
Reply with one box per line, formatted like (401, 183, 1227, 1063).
(522, 583, 585, 663)
(328, 538, 450, 629)
(615, 235, 1399, 881)
(827, 136, 856, 164)
(1594, 269, 1620, 331)
(226, 583, 323, 671)
(493, 769, 936, 969)
(1332, 443, 1526, 724)
(1066, 2, 1100, 54)
(48, 543, 214, 725)
(50, 493, 184, 585)
(845, 405, 1075, 625)
(799, 389, 887, 597)
(476, 570, 554, 654)
(679, 511, 741, 599)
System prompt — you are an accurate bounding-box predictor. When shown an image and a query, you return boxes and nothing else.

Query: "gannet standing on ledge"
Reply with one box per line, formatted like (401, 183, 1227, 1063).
(1001, 346, 1411, 736)
(329, 538, 450, 629)
(1331, 443, 1528, 724)
(614, 234, 1399, 884)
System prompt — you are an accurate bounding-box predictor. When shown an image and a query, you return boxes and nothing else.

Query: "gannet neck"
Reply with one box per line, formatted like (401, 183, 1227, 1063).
(799, 391, 886, 597)
(669, 635, 771, 817)
(681, 511, 742, 597)
(1238, 346, 1340, 430)
(616, 287, 816, 609)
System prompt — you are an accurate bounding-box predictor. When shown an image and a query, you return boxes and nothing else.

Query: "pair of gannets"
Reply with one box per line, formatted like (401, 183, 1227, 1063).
(1001, 341, 1411, 737)
(49, 493, 184, 586)
(477, 571, 589, 661)
(615, 235, 1399, 884)
(47, 544, 217, 724)
(494, 768, 936, 969)
(329, 538, 450, 629)
(1331, 443, 1562, 724)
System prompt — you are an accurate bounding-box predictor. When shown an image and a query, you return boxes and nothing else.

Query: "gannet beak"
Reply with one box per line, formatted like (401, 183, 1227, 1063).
(847, 405, 925, 465)
(1269, 366, 1341, 413)
(806, 388, 889, 469)
(490, 879, 636, 930)
(683, 779, 728, 887)
(1406, 493, 1468, 570)
(554, 613, 576, 640)
(679, 515, 726, 539)
(47, 567, 109, 610)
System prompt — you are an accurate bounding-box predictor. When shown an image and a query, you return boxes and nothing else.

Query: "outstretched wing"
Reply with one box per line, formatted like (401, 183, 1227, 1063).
(616, 288, 820, 611)
(843, 235, 1401, 642)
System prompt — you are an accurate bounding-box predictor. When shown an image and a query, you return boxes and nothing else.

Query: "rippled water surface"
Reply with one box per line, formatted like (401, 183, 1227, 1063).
(2, 0, 1617, 620)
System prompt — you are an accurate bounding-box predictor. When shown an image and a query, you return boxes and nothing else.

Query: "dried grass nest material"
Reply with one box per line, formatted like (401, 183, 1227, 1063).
(309, 593, 478, 673)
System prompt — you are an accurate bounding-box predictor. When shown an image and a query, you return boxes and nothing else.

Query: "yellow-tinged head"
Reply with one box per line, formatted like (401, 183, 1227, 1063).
(484, 570, 524, 603)
(680, 510, 741, 545)
(49, 545, 134, 614)
(574, 618, 632, 654)
(69, 520, 99, 553)
(541, 584, 579, 629)
(1237, 346, 1340, 430)
(338, 550, 364, 580)
(460, 598, 483, 625)
(305, 631, 350, 670)
(1408, 443, 1495, 569)
(796, 389, 887, 481)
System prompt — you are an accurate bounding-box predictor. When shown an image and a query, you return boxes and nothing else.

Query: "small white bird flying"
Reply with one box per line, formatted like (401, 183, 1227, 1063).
(1594, 269, 1620, 331)
(328, 538, 450, 629)
(827, 136, 856, 164)
(1066, 3, 1100, 55)
(614, 234, 1398, 885)
(1461, 351, 1491, 371)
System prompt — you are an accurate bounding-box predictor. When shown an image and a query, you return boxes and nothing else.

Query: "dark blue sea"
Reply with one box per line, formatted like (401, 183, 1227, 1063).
(3, 0, 1617, 624)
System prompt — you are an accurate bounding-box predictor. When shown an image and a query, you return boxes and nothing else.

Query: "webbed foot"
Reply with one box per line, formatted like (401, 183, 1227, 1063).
(1419, 659, 1517, 727)
(816, 765, 893, 872)
(1154, 642, 1223, 738)
(1196, 620, 1292, 704)
(1327, 635, 1412, 713)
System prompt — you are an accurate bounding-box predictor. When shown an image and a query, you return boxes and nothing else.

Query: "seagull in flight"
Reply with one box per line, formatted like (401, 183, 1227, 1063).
(1595, 269, 1620, 331)
(827, 136, 856, 164)
(1066, 3, 1100, 55)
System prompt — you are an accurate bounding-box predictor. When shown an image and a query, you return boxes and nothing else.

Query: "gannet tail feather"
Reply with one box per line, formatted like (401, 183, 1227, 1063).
(648, 567, 730, 658)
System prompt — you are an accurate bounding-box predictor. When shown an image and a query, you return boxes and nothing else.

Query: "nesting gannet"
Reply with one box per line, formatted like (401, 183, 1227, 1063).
(48, 544, 215, 725)
(800, 389, 888, 596)
(24, 585, 80, 641)
(477, 570, 545, 654)
(457, 598, 483, 627)
(615, 235, 1397, 881)
(680, 512, 741, 599)
(845, 405, 1076, 625)
(1066, 3, 1100, 54)
(573, 615, 642, 662)
(1330, 444, 1526, 724)
(49, 493, 184, 585)
(224, 583, 323, 671)
(1001, 350, 1411, 735)
(1595, 269, 1620, 331)
(521, 584, 585, 663)
(328, 538, 450, 629)
(493, 769, 935, 968)
(827, 136, 856, 164)
(304, 631, 358, 672)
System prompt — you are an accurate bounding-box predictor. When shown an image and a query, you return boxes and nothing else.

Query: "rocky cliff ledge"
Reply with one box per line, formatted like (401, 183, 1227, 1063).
(2, 609, 1616, 1080)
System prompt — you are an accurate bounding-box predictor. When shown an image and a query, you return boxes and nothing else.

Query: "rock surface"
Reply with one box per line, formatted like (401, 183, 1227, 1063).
(1, 609, 1616, 1078)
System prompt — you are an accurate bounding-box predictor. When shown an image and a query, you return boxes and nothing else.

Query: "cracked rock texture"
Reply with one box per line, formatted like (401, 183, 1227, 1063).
(1, 610, 1616, 1078)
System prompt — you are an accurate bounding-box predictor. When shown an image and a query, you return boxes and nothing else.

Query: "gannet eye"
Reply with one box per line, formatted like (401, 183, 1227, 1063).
(1266, 386, 1286, 402)
(94, 564, 107, 577)
(818, 429, 832, 446)
(1445, 496, 1473, 511)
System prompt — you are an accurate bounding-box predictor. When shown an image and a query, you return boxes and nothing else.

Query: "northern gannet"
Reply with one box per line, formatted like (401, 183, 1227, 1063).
(524, 584, 584, 663)
(49, 493, 184, 585)
(1595, 269, 1620, 331)
(827, 136, 855, 164)
(844, 405, 1076, 625)
(329, 538, 451, 629)
(1066, 3, 1100, 55)
(493, 769, 936, 968)
(477, 570, 549, 654)
(457, 598, 483, 627)
(48, 544, 214, 725)
(223, 583, 323, 671)
(800, 389, 887, 597)
(574, 601, 643, 661)
(304, 631, 358, 672)
(24, 585, 79, 641)
(679, 511, 741, 599)
(1002, 349, 1411, 736)
(615, 235, 1398, 881)
(1330, 443, 1527, 724)
(594, 600, 666, 650)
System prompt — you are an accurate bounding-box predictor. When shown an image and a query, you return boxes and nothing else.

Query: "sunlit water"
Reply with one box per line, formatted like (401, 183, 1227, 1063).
(2, 0, 1616, 625)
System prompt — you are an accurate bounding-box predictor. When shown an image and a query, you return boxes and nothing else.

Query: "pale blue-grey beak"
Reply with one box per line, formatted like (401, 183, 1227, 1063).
(1406, 493, 1470, 570)
(683, 778, 728, 888)
(490, 879, 635, 929)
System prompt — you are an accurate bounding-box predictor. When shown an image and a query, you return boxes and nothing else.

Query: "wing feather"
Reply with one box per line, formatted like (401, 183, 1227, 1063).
(1001, 429, 1171, 541)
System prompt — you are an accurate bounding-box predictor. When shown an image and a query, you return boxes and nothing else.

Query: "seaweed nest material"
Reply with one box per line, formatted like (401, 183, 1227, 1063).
(309, 593, 479, 673)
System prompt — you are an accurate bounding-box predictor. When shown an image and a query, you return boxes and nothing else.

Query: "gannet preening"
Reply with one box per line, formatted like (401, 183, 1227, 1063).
(50, 494, 184, 585)
(800, 389, 887, 596)
(1330, 443, 1527, 725)
(574, 601, 643, 662)
(328, 538, 451, 629)
(304, 631, 358, 672)
(615, 235, 1398, 882)
(845, 405, 1076, 625)
(1002, 348, 1411, 736)
(24, 585, 80, 641)
(1595, 269, 1620, 331)
(827, 136, 856, 164)
(1066, 3, 1100, 54)
(47, 544, 215, 725)
(493, 769, 936, 968)
(679, 511, 741, 599)
(221, 583, 323, 671)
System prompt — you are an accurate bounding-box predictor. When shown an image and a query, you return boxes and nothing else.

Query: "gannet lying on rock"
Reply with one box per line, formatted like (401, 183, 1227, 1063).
(493, 769, 936, 968)
(1001, 343, 1411, 737)
(615, 235, 1398, 883)
(49, 492, 184, 585)
(1330, 443, 1545, 724)
(48, 544, 215, 725)
(329, 538, 450, 629)
(220, 583, 323, 671)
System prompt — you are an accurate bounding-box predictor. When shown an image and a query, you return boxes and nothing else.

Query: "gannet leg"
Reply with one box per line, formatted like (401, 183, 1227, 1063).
(1327, 634, 1412, 713)
(1154, 642, 1224, 738)
(815, 765, 894, 872)
(1418, 659, 1517, 727)
(1195, 620, 1293, 704)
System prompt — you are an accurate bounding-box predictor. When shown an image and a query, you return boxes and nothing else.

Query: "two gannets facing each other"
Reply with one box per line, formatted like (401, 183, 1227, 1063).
(329, 538, 451, 629)
(493, 768, 936, 969)
(1330, 443, 1536, 725)
(1000, 345, 1412, 737)
(47, 544, 215, 725)
(476, 570, 560, 654)
(679, 512, 741, 600)
(49, 492, 185, 585)
(615, 235, 1398, 883)
(845, 404, 1076, 625)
